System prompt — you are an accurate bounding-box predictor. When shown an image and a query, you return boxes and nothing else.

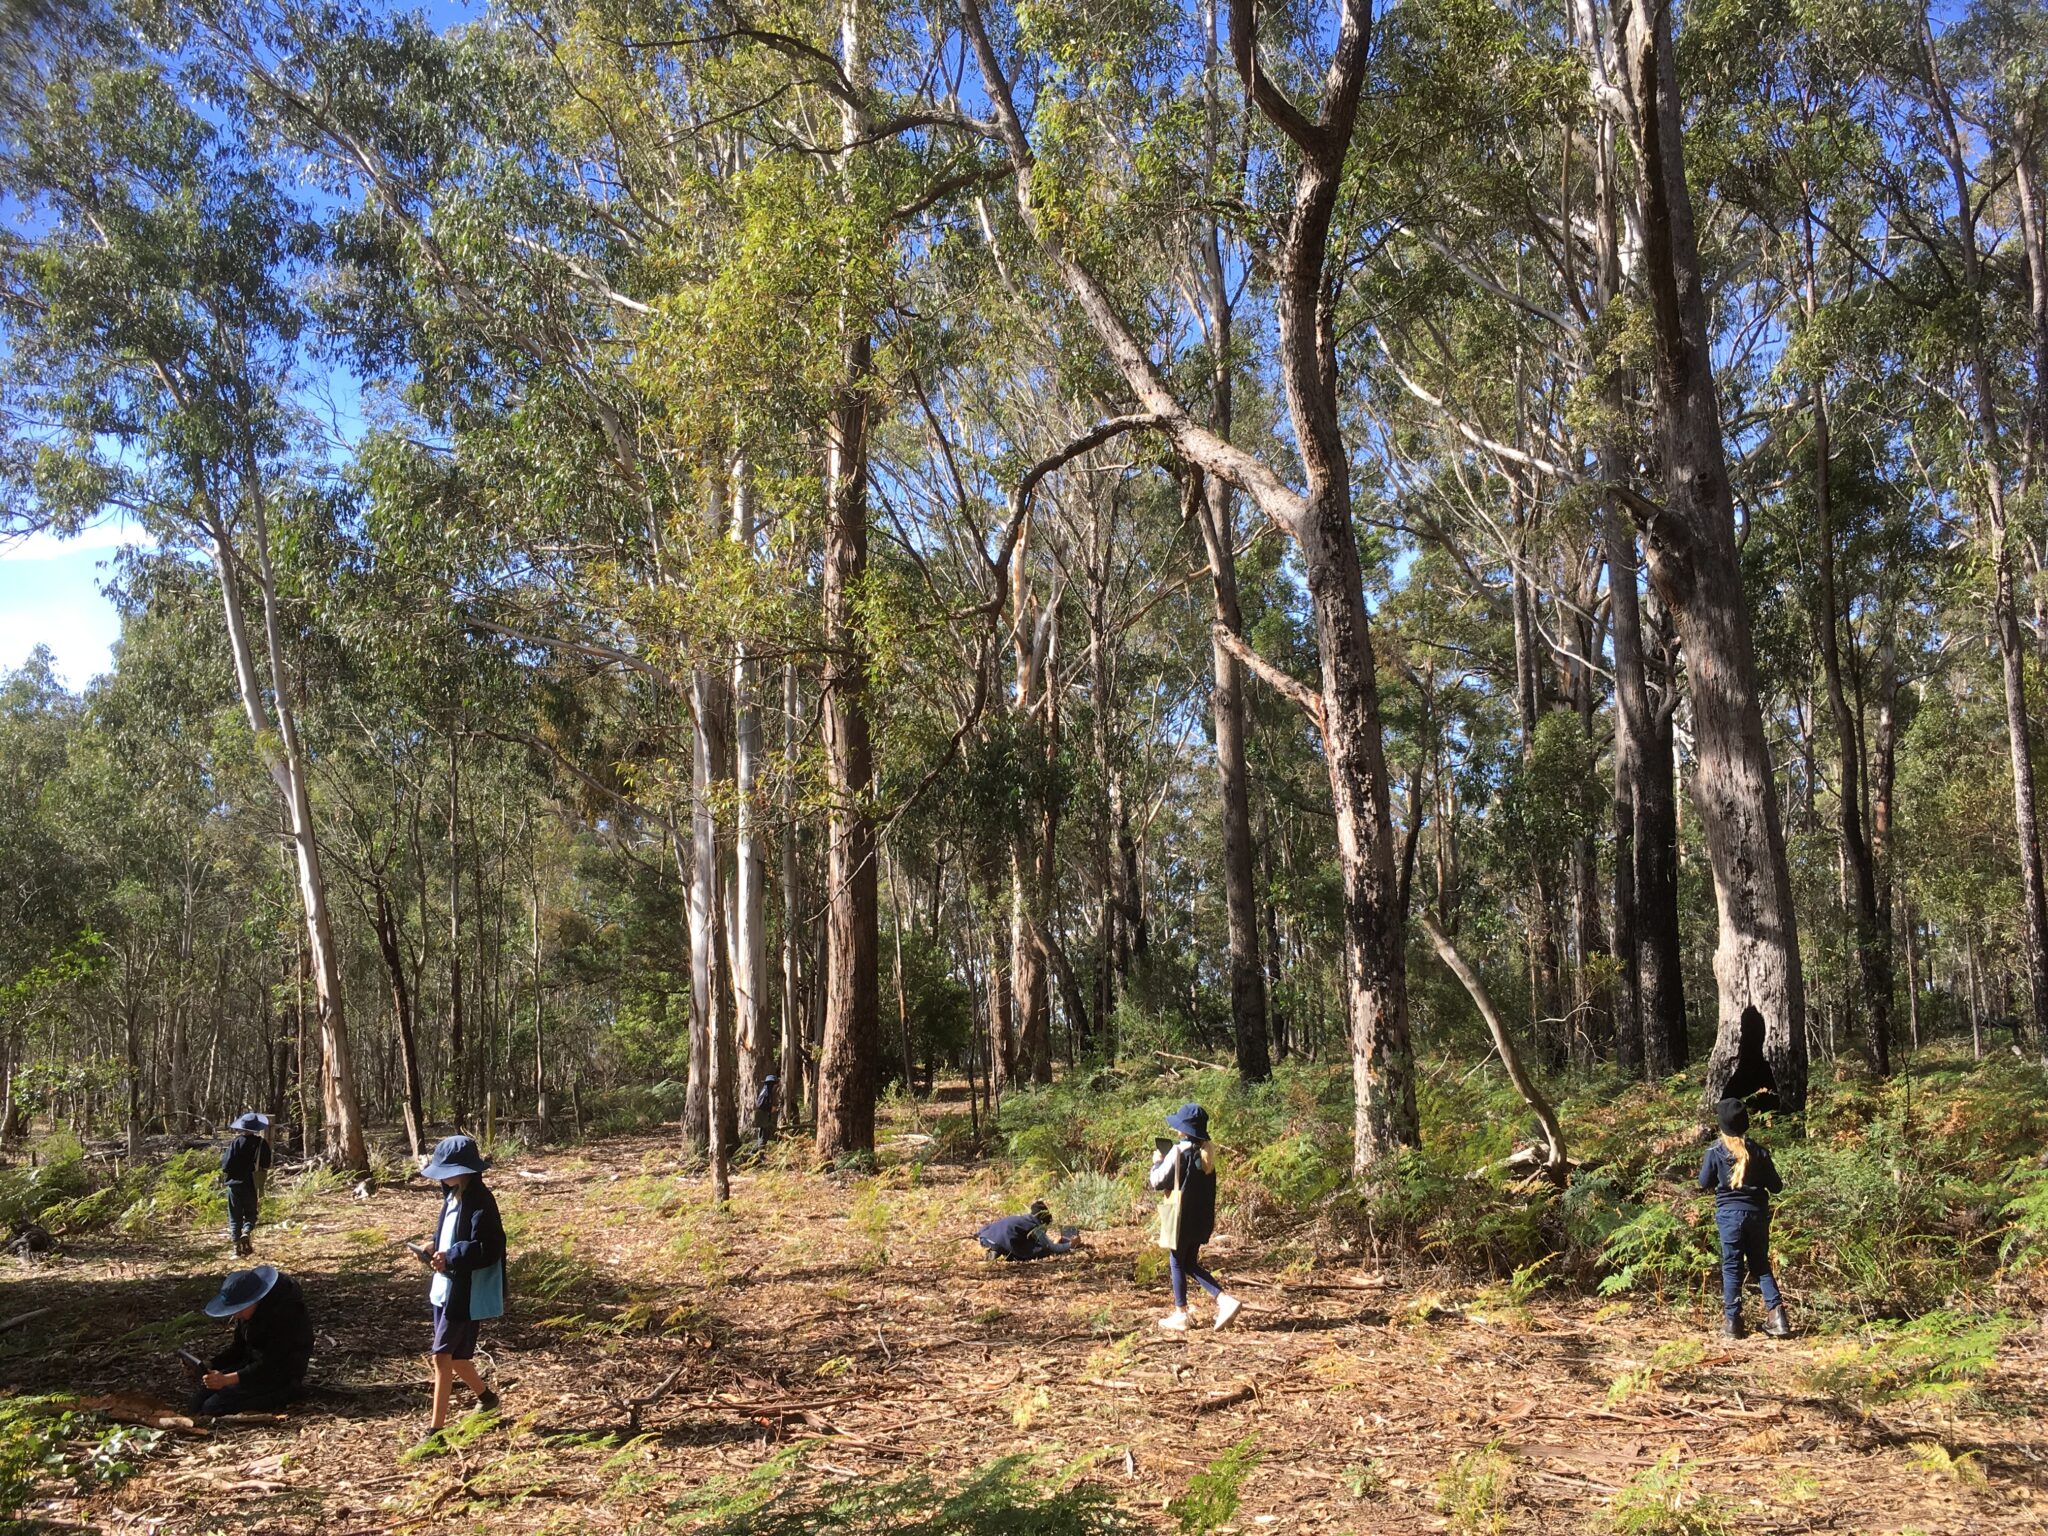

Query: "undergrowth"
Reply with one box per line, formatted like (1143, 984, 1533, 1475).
(989, 1038, 2047, 1319)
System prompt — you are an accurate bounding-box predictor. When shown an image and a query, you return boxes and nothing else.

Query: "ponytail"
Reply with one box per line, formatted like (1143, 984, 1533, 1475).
(1719, 1133, 1750, 1189)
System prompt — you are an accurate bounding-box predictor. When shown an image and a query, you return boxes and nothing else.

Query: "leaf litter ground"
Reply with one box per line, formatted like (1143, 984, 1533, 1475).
(3, 1115, 2045, 1534)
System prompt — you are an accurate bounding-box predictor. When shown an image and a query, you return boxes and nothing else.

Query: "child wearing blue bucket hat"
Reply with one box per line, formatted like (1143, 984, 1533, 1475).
(1147, 1103, 1241, 1332)
(219, 1112, 272, 1258)
(187, 1264, 313, 1416)
(417, 1134, 507, 1435)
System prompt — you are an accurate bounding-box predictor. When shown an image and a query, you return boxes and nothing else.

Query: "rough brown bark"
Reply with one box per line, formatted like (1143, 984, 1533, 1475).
(1614, 0, 1806, 1109)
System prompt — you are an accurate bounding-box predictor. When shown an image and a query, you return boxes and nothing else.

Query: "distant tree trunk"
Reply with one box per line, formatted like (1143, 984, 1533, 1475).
(1510, 548, 1566, 1069)
(123, 986, 144, 1161)
(1803, 216, 1890, 1076)
(531, 881, 549, 1144)
(686, 553, 735, 1163)
(447, 745, 467, 1128)
(1611, 0, 1806, 1109)
(371, 880, 427, 1157)
(780, 660, 806, 1124)
(730, 464, 770, 1127)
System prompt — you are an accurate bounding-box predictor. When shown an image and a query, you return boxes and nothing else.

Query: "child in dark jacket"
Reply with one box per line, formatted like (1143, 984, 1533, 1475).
(220, 1112, 273, 1257)
(1699, 1098, 1791, 1339)
(977, 1200, 1076, 1262)
(187, 1264, 313, 1415)
(419, 1135, 507, 1434)
(1148, 1103, 1241, 1333)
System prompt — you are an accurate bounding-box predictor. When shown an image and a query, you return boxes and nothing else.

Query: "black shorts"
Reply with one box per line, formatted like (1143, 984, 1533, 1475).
(430, 1305, 481, 1360)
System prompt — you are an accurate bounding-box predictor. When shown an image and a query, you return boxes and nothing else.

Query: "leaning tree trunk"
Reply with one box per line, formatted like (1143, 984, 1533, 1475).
(1615, 0, 1806, 1111)
(208, 489, 370, 1170)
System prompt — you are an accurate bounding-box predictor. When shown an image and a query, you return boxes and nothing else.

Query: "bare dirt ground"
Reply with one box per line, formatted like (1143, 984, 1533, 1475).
(3, 1113, 2045, 1535)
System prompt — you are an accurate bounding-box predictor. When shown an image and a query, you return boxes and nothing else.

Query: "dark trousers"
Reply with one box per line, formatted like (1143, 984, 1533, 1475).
(188, 1378, 295, 1416)
(1169, 1243, 1221, 1308)
(1716, 1206, 1782, 1320)
(226, 1181, 259, 1240)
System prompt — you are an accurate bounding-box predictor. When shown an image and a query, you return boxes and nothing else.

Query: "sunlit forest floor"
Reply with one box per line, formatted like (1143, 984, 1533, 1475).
(4, 1093, 2047, 1535)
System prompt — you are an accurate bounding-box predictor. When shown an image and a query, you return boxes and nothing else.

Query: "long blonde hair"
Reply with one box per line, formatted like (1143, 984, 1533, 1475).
(1719, 1133, 1750, 1189)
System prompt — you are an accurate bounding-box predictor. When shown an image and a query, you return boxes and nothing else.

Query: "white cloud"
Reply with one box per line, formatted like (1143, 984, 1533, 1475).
(0, 518, 156, 563)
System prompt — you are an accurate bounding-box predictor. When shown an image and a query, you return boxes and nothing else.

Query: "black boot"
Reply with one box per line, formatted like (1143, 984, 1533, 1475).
(1763, 1304, 1791, 1339)
(1721, 1315, 1746, 1341)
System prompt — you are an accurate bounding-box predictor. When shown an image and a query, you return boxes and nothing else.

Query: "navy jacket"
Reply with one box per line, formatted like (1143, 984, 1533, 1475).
(976, 1214, 1070, 1261)
(221, 1133, 272, 1184)
(1152, 1142, 1217, 1249)
(435, 1179, 507, 1322)
(212, 1274, 313, 1394)
(1698, 1140, 1782, 1214)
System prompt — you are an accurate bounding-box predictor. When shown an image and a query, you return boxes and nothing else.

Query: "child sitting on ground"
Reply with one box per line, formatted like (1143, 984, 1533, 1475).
(1698, 1098, 1790, 1340)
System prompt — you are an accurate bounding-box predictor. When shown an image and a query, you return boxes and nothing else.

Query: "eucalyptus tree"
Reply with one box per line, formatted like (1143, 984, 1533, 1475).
(959, 0, 1421, 1166)
(0, 33, 372, 1164)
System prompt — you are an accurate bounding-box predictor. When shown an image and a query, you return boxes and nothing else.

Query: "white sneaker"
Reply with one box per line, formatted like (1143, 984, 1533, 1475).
(1213, 1294, 1242, 1331)
(1156, 1309, 1190, 1332)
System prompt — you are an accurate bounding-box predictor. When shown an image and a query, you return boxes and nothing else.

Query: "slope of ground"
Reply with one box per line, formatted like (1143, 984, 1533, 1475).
(1, 1120, 2043, 1535)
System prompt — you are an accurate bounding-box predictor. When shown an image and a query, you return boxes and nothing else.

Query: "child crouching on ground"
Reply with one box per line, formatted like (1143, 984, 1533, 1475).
(420, 1134, 507, 1437)
(1699, 1098, 1790, 1340)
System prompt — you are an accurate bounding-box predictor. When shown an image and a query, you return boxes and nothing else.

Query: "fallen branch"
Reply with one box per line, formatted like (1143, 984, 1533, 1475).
(1196, 1383, 1258, 1412)
(1416, 911, 1568, 1178)
(1151, 1049, 1233, 1073)
(0, 1306, 51, 1334)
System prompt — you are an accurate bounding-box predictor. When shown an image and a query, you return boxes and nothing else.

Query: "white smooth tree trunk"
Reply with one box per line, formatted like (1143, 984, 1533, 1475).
(730, 462, 769, 1129)
(207, 487, 369, 1171)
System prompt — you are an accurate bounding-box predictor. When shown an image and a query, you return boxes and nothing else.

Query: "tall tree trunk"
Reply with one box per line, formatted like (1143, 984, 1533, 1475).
(371, 880, 427, 1157)
(730, 464, 770, 1128)
(1611, 0, 1806, 1109)
(814, 0, 883, 1160)
(447, 745, 467, 1128)
(207, 492, 369, 1169)
(1916, 14, 2048, 1060)
(531, 881, 549, 1144)
(781, 659, 806, 1124)
(1803, 213, 1890, 1075)
(1510, 550, 1566, 1069)
(1195, 8, 1270, 1081)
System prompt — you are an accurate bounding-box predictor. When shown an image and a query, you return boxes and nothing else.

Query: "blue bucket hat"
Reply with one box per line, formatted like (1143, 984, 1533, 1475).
(230, 1112, 270, 1133)
(204, 1265, 280, 1318)
(420, 1134, 489, 1181)
(1165, 1103, 1210, 1141)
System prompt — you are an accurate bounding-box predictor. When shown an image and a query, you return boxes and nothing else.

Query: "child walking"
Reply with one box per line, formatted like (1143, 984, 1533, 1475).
(220, 1112, 272, 1257)
(419, 1134, 507, 1436)
(1148, 1103, 1241, 1332)
(1699, 1098, 1790, 1340)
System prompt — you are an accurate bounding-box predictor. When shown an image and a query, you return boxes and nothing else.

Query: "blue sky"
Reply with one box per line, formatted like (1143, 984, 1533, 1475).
(0, 1, 480, 693)
(0, 521, 145, 689)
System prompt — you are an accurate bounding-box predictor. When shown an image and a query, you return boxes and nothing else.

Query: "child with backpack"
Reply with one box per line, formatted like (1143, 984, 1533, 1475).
(418, 1134, 507, 1436)
(1148, 1103, 1241, 1332)
(1699, 1098, 1791, 1340)
(220, 1112, 272, 1257)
